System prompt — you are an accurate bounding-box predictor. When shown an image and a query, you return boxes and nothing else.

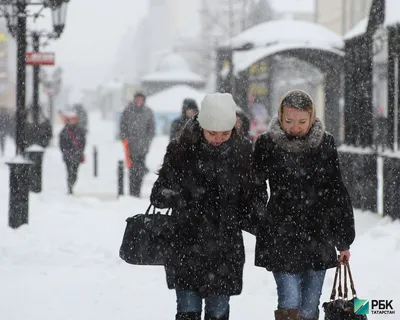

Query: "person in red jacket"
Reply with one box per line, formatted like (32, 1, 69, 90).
(59, 112, 86, 194)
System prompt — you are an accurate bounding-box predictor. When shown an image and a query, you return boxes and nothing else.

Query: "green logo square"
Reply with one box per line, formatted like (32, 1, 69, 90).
(354, 299, 370, 315)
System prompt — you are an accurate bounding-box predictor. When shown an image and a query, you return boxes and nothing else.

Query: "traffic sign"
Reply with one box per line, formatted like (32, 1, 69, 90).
(25, 52, 55, 66)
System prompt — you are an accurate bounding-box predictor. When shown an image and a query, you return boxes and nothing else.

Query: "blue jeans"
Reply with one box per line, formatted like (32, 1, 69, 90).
(273, 270, 326, 319)
(176, 287, 230, 318)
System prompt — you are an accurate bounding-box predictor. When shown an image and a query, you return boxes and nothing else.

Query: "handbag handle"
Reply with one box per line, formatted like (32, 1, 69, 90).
(145, 204, 171, 215)
(344, 261, 348, 300)
(329, 259, 358, 301)
(345, 260, 358, 298)
(329, 262, 343, 301)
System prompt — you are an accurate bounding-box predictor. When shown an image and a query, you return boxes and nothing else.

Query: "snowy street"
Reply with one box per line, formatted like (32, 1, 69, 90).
(1, 113, 399, 320)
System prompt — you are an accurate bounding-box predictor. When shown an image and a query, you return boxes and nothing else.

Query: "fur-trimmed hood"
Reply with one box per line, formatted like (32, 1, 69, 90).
(268, 117, 325, 152)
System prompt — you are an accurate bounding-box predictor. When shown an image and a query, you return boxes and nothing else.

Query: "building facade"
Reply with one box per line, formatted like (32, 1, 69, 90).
(316, 0, 372, 35)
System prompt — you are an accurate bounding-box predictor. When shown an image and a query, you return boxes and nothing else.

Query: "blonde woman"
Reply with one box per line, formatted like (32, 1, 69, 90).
(253, 90, 355, 320)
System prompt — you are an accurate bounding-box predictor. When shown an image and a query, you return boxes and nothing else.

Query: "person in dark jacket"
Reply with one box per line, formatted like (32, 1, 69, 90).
(169, 98, 199, 141)
(59, 112, 86, 194)
(235, 106, 251, 141)
(25, 104, 53, 148)
(119, 92, 155, 197)
(151, 93, 254, 320)
(73, 103, 88, 135)
(253, 90, 355, 320)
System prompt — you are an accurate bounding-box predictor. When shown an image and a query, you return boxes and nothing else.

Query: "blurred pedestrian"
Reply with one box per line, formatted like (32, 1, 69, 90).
(119, 92, 155, 197)
(73, 103, 88, 134)
(169, 98, 199, 141)
(59, 112, 86, 194)
(235, 106, 251, 141)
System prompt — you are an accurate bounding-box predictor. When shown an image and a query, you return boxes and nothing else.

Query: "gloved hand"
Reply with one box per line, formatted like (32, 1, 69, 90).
(161, 188, 186, 208)
(122, 139, 132, 168)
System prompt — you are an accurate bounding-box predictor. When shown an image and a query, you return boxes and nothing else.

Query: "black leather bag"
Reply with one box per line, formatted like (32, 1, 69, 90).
(119, 204, 173, 266)
(323, 260, 368, 320)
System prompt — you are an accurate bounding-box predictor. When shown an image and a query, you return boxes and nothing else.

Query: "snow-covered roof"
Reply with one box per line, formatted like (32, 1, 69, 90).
(141, 70, 204, 83)
(343, 18, 368, 40)
(344, 0, 400, 40)
(142, 53, 205, 83)
(269, 0, 314, 13)
(225, 19, 344, 49)
(232, 42, 344, 75)
(157, 53, 190, 71)
(147, 85, 205, 114)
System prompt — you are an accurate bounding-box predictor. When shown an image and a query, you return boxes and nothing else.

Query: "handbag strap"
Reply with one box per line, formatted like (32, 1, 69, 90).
(344, 261, 348, 300)
(345, 260, 358, 298)
(338, 262, 343, 299)
(330, 263, 341, 301)
(67, 128, 82, 150)
(145, 204, 153, 215)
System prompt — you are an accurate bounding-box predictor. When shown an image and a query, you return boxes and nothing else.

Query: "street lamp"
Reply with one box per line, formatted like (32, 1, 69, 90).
(4, 4, 17, 37)
(0, 0, 69, 228)
(51, 2, 67, 37)
(44, 0, 68, 10)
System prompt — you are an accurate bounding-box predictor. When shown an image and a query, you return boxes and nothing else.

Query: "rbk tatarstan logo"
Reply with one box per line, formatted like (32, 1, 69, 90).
(354, 299, 370, 315)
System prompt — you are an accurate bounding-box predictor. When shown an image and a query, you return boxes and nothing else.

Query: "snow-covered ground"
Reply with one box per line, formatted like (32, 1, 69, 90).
(0, 112, 399, 320)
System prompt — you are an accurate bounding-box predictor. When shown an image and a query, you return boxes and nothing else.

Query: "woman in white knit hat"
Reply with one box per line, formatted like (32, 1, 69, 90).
(151, 93, 254, 320)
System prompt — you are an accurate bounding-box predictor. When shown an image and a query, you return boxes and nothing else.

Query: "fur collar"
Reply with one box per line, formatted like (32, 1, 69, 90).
(268, 117, 325, 152)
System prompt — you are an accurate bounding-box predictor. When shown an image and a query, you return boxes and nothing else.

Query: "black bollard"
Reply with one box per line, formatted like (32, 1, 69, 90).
(118, 160, 124, 197)
(24, 144, 45, 193)
(7, 157, 33, 228)
(93, 146, 98, 177)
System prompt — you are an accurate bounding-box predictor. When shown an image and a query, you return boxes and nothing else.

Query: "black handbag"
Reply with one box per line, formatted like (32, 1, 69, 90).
(323, 260, 368, 320)
(119, 204, 174, 266)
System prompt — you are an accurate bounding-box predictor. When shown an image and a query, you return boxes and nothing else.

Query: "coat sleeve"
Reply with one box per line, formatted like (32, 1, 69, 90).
(59, 129, 68, 154)
(236, 139, 258, 234)
(119, 108, 129, 140)
(252, 134, 271, 217)
(326, 134, 355, 251)
(150, 141, 183, 209)
(80, 129, 87, 151)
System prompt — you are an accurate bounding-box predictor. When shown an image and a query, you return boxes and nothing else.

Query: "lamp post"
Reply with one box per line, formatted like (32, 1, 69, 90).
(30, 30, 65, 132)
(32, 31, 40, 125)
(0, 0, 69, 228)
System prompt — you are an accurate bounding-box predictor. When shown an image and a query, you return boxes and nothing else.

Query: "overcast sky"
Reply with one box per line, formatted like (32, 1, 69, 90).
(30, 0, 148, 92)
(26, 0, 314, 97)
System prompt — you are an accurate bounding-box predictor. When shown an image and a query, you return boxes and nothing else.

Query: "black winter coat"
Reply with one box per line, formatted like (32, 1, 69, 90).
(253, 118, 355, 273)
(59, 124, 86, 164)
(150, 131, 253, 297)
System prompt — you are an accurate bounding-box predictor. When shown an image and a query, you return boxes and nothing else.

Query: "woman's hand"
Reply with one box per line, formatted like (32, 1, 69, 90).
(339, 250, 351, 264)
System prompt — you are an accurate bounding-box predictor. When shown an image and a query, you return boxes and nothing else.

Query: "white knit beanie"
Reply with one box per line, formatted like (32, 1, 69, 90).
(198, 93, 237, 131)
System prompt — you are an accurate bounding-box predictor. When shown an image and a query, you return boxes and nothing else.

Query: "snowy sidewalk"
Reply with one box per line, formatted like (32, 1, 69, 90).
(0, 112, 399, 319)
